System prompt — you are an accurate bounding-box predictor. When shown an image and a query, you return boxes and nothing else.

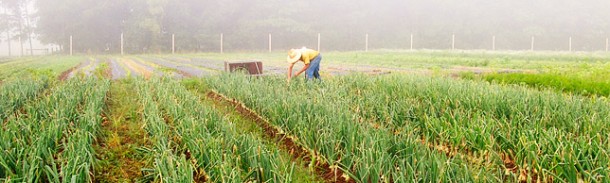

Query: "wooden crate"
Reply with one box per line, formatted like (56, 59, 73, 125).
(224, 61, 263, 75)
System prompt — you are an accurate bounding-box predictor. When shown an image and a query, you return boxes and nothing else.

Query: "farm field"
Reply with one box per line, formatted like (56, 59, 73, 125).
(0, 50, 609, 182)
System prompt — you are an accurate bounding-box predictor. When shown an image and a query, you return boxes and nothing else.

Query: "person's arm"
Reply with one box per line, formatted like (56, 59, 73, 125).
(293, 64, 310, 77)
(292, 52, 311, 78)
(287, 63, 295, 82)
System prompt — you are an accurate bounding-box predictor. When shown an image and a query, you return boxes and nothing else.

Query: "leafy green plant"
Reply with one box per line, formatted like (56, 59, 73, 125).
(204, 74, 499, 182)
(482, 72, 610, 97)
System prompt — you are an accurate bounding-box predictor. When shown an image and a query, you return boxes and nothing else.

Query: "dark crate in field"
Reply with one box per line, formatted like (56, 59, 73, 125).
(224, 61, 263, 75)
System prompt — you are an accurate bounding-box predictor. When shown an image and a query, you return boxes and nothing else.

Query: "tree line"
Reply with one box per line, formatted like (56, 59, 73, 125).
(1, 0, 609, 54)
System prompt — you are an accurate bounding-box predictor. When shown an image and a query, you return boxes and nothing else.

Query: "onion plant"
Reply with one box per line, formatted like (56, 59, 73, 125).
(0, 78, 108, 182)
(135, 78, 193, 183)
(205, 74, 500, 182)
(149, 78, 292, 182)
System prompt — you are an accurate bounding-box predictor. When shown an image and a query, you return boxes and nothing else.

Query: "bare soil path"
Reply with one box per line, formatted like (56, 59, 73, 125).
(93, 80, 152, 182)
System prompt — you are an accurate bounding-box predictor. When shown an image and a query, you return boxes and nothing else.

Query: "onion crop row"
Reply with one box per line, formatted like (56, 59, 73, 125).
(0, 78, 109, 182)
(339, 74, 609, 182)
(152, 78, 293, 182)
(207, 73, 609, 182)
(135, 79, 193, 182)
(205, 74, 501, 182)
(0, 78, 49, 121)
(0, 57, 84, 80)
(56, 79, 109, 182)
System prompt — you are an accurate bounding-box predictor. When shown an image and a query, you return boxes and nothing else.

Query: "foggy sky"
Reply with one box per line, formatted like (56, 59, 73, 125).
(2, 0, 610, 55)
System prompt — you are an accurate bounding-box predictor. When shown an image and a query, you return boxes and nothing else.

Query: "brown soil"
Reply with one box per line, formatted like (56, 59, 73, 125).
(206, 91, 354, 183)
(123, 59, 154, 79)
(58, 62, 85, 81)
(177, 70, 193, 78)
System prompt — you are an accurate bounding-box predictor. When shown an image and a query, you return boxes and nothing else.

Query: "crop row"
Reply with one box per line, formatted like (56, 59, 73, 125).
(0, 57, 84, 80)
(339, 74, 609, 182)
(0, 78, 49, 121)
(479, 72, 610, 97)
(135, 78, 193, 182)
(205, 74, 505, 182)
(143, 78, 300, 182)
(0, 78, 109, 182)
(206, 74, 610, 182)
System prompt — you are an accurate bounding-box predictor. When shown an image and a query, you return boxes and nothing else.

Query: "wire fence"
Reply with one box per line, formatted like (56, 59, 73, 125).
(2, 33, 610, 56)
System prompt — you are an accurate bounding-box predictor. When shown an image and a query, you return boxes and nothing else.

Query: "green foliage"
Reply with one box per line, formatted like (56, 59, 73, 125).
(148, 78, 294, 182)
(206, 73, 500, 182)
(205, 73, 610, 182)
(0, 78, 49, 121)
(0, 78, 110, 182)
(0, 56, 84, 80)
(484, 73, 610, 97)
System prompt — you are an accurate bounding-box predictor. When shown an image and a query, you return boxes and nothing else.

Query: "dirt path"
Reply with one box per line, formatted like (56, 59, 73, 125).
(109, 59, 127, 80)
(66, 58, 102, 79)
(139, 56, 210, 77)
(94, 80, 151, 182)
(58, 61, 85, 81)
(205, 91, 352, 183)
(122, 58, 155, 79)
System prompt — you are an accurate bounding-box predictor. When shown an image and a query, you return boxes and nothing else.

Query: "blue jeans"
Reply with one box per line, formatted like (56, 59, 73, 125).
(305, 53, 322, 80)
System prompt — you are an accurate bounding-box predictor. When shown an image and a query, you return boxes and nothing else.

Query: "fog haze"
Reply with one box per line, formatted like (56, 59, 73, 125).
(1, 0, 609, 54)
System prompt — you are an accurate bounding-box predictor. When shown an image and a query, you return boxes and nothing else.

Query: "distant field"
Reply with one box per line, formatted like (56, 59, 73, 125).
(0, 51, 608, 182)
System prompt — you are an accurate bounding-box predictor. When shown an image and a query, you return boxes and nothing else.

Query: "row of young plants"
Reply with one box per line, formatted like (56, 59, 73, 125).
(234, 73, 608, 182)
(336, 74, 609, 182)
(204, 74, 504, 182)
(0, 56, 84, 80)
(135, 78, 194, 182)
(0, 78, 110, 182)
(57, 78, 110, 182)
(478, 72, 610, 97)
(148, 78, 296, 182)
(0, 78, 50, 121)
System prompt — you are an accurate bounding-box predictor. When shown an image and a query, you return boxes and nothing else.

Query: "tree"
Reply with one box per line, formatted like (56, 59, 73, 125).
(28, 0, 610, 53)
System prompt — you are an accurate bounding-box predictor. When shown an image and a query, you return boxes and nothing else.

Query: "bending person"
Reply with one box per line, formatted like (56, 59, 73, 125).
(287, 47, 322, 82)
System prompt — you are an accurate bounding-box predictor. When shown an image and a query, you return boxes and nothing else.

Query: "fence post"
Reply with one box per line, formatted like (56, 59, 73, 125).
(268, 33, 271, 52)
(317, 33, 321, 51)
(410, 34, 414, 51)
(452, 34, 455, 50)
(69, 35, 73, 56)
(530, 36, 535, 51)
(570, 36, 572, 52)
(120, 33, 124, 55)
(172, 34, 175, 54)
(365, 34, 369, 52)
(220, 33, 224, 54)
(492, 36, 496, 51)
